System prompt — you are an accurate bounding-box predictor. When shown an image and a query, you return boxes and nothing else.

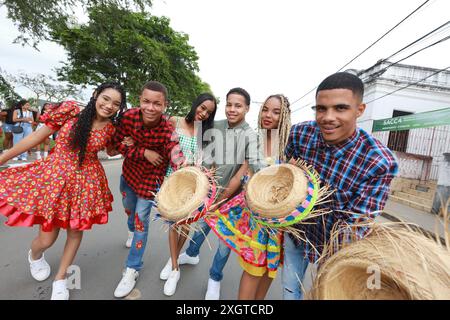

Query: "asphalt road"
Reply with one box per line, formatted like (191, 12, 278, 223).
(0, 160, 305, 300)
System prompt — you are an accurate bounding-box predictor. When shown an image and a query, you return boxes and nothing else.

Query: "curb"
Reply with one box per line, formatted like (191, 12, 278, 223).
(381, 211, 446, 245)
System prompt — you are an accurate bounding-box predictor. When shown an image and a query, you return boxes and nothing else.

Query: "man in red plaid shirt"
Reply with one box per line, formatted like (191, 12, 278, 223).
(112, 81, 184, 298)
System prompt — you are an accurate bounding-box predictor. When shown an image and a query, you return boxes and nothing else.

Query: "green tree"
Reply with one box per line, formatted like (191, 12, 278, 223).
(51, 4, 211, 115)
(0, 0, 152, 48)
(0, 72, 21, 108)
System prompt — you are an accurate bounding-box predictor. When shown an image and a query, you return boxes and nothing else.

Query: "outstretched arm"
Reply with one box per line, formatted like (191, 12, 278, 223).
(0, 126, 54, 165)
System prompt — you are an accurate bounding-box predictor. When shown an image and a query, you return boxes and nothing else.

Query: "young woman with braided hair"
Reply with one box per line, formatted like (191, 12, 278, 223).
(257, 94, 292, 164)
(205, 94, 292, 299)
(238, 94, 291, 299)
(0, 82, 127, 300)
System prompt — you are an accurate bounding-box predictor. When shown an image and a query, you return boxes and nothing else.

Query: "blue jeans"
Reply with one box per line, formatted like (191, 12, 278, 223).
(13, 123, 33, 159)
(282, 233, 310, 300)
(185, 218, 231, 282)
(120, 175, 153, 271)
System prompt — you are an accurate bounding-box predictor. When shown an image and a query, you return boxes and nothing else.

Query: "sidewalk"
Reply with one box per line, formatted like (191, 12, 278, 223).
(382, 198, 449, 242)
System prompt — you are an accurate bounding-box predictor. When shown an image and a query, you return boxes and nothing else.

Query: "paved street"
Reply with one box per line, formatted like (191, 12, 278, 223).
(1, 159, 443, 300)
(0, 160, 291, 300)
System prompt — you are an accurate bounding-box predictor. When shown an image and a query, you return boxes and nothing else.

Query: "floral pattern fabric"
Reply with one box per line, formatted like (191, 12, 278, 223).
(205, 191, 283, 278)
(0, 101, 115, 231)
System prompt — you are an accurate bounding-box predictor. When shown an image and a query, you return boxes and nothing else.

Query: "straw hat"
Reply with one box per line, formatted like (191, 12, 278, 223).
(309, 224, 450, 300)
(156, 166, 216, 224)
(245, 162, 326, 228)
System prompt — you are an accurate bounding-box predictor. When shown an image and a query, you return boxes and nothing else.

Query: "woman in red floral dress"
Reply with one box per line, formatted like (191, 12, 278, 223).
(0, 82, 127, 300)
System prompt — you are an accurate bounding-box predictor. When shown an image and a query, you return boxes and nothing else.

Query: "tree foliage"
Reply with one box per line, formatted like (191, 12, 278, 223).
(0, 0, 152, 48)
(0, 71, 21, 108)
(51, 4, 211, 115)
(5, 71, 83, 103)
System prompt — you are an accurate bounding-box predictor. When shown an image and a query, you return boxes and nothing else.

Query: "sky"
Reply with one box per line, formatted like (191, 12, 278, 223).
(1, 0, 449, 127)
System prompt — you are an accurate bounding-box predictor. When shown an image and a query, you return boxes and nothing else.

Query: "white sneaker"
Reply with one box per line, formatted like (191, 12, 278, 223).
(51, 279, 69, 300)
(205, 278, 221, 300)
(178, 252, 199, 265)
(125, 231, 134, 248)
(163, 269, 180, 296)
(35, 152, 41, 160)
(114, 267, 139, 298)
(160, 258, 173, 280)
(43, 151, 48, 158)
(28, 250, 51, 281)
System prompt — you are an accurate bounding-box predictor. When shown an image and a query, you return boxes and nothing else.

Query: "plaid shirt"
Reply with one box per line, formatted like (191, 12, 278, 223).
(285, 121, 398, 263)
(112, 108, 184, 200)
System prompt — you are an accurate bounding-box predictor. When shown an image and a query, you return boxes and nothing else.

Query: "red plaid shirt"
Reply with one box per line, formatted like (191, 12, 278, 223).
(112, 108, 184, 199)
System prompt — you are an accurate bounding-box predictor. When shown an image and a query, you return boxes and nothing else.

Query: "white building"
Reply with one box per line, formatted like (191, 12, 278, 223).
(351, 61, 450, 180)
(349, 61, 450, 212)
(355, 61, 450, 131)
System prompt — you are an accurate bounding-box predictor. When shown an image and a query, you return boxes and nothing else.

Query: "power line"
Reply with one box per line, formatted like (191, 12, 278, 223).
(292, 23, 448, 115)
(289, 0, 432, 110)
(365, 66, 450, 105)
(293, 64, 450, 113)
(361, 33, 450, 82)
(292, 32, 450, 114)
(382, 20, 450, 62)
(335, 0, 432, 72)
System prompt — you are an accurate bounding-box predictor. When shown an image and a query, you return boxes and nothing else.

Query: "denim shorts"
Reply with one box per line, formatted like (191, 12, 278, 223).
(2, 123, 14, 133)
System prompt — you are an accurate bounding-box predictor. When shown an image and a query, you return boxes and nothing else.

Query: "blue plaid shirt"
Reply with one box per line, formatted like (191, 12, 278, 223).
(285, 121, 398, 263)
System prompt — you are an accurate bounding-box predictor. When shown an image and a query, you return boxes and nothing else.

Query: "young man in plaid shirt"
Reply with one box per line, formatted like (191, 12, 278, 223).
(112, 81, 184, 298)
(282, 72, 399, 299)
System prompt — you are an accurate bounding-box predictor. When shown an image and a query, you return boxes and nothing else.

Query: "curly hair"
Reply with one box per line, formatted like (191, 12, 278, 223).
(70, 82, 127, 167)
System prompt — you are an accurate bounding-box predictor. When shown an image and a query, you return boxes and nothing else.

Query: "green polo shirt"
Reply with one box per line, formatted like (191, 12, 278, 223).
(203, 119, 266, 189)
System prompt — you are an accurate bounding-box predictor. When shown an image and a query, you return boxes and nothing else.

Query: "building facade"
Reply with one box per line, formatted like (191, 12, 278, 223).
(349, 61, 450, 213)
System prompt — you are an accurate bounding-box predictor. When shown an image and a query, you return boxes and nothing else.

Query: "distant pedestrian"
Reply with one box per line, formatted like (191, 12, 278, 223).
(35, 102, 54, 159)
(11, 99, 34, 161)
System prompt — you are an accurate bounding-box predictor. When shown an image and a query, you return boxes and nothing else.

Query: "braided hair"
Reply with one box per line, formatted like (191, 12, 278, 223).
(70, 82, 127, 167)
(257, 94, 292, 162)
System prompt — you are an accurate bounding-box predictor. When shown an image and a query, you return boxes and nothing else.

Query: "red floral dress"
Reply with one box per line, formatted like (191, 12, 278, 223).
(0, 101, 115, 231)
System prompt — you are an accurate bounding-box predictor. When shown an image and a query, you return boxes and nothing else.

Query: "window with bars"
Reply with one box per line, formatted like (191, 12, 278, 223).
(387, 110, 413, 152)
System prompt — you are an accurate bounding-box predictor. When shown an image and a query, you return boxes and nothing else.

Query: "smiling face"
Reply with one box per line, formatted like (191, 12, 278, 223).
(225, 93, 249, 127)
(139, 89, 168, 127)
(22, 102, 31, 111)
(194, 99, 216, 122)
(95, 88, 122, 119)
(260, 97, 281, 130)
(315, 88, 365, 145)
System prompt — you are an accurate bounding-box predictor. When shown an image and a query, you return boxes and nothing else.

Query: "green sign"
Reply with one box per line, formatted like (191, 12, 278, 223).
(372, 107, 450, 132)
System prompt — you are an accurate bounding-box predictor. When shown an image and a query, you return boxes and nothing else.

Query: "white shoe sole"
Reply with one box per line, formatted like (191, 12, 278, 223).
(160, 259, 172, 280)
(114, 276, 138, 298)
(28, 251, 51, 282)
(178, 253, 199, 265)
(163, 274, 180, 296)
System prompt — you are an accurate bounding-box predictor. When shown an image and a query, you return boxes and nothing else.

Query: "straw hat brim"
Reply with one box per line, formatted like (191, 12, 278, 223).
(309, 224, 450, 300)
(156, 166, 210, 222)
(245, 163, 309, 219)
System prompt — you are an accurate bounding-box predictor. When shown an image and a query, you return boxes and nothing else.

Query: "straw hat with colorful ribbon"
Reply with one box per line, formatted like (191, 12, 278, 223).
(155, 166, 218, 226)
(245, 160, 332, 228)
